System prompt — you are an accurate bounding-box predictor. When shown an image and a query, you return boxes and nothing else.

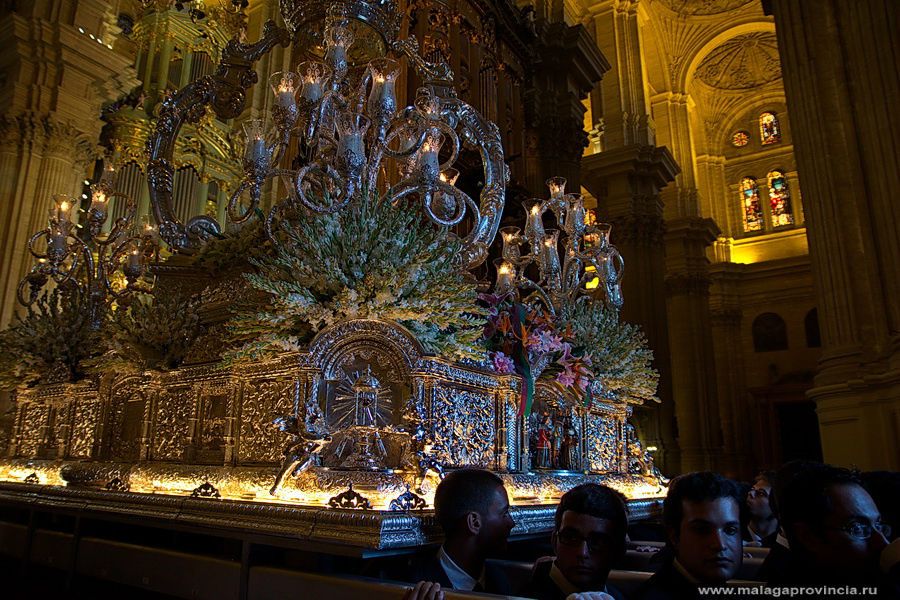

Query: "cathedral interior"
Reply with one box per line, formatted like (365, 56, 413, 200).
(0, 0, 896, 597)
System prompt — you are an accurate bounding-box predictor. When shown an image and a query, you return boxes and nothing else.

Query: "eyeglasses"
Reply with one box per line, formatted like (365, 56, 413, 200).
(825, 521, 892, 540)
(747, 488, 769, 499)
(556, 529, 612, 553)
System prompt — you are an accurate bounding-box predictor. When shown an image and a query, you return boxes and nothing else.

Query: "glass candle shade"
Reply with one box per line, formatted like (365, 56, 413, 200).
(52, 194, 73, 223)
(269, 71, 299, 109)
(366, 57, 400, 122)
(494, 258, 515, 294)
(242, 119, 270, 167)
(417, 131, 444, 182)
(297, 61, 329, 103)
(524, 199, 546, 247)
(499, 226, 522, 262)
(336, 113, 369, 178)
(547, 176, 567, 199)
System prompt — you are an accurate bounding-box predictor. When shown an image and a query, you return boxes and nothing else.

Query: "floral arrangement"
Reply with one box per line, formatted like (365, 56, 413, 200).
(481, 293, 593, 416)
(225, 191, 486, 362)
(87, 287, 205, 374)
(557, 300, 659, 405)
(481, 294, 658, 415)
(0, 289, 99, 390)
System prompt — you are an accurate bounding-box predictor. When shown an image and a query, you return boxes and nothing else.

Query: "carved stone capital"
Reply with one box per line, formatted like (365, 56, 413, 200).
(665, 272, 712, 297)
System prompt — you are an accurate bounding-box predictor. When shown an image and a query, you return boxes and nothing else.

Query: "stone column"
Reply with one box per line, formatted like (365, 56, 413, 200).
(765, 0, 900, 470)
(589, 0, 654, 148)
(524, 19, 610, 193)
(664, 218, 722, 472)
(581, 144, 680, 473)
(708, 263, 751, 478)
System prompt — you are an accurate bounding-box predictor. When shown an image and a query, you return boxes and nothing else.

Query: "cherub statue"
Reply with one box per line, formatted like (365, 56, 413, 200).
(402, 424, 445, 493)
(269, 412, 332, 496)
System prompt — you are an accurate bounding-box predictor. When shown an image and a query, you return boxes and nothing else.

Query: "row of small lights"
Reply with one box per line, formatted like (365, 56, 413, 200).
(77, 26, 115, 50)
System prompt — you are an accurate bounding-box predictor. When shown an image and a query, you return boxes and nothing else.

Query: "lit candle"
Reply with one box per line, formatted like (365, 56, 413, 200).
(417, 132, 442, 181)
(90, 189, 108, 219)
(499, 226, 522, 262)
(494, 258, 515, 294)
(270, 71, 297, 109)
(547, 176, 567, 199)
(542, 230, 561, 274)
(54, 198, 72, 223)
(366, 58, 399, 126)
(127, 248, 142, 270)
(242, 119, 268, 166)
(524, 200, 546, 245)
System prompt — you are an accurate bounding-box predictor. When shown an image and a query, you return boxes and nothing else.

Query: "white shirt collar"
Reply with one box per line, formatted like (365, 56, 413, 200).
(438, 546, 484, 591)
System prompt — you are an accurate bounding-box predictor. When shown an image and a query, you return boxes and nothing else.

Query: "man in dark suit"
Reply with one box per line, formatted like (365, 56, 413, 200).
(635, 472, 743, 600)
(404, 468, 516, 600)
(523, 483, 628, 600)
(774, 464, 892, 592)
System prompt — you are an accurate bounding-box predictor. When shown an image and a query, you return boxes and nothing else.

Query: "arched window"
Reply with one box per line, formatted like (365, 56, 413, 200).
(741, 177, 764, 232)
(760, 112, 781, 144)
(767, 170, 794, 227)
(805, 308, 821, 348)
(753, 312, 788, 352)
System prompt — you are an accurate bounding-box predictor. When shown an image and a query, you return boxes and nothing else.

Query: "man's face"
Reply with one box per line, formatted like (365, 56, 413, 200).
(552, 511, 621, 590)
(477, 485, 516, 554)
(671, 497, 742, 584)
(747, 478, 773, 520)
(800, 484, 888, 580)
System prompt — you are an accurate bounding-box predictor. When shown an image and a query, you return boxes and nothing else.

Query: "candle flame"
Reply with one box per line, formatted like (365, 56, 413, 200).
(59, 201, 69, 211)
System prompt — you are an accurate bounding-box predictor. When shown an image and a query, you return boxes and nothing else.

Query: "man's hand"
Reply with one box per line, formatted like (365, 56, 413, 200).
(403, 581, 444, 600)
(565, 593, 613, 600)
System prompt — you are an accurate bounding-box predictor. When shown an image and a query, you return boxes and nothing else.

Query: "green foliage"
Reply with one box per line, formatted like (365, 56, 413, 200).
(189, 216, 272, 275)
(226, 192, 486, 362)
(0, 289, 98, 390)
(558, 300, 659, 404)
(88, 288, 204, 374)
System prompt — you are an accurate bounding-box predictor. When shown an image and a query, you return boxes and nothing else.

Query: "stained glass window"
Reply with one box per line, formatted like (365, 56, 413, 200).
(760, 112, 781, 144)
(731, 131, 749, 147)
(741, 176, 764, 232)
(767, 170, 794, 227)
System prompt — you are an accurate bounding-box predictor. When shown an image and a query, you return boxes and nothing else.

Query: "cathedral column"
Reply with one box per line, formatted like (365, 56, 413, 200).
(708, 264, 751, 478)
(588, 0, 654, 148)
(765, 0, 900, 470)
(581, 144, 680, 473)
(664, 217, 723, 472)
(524, 19, 609, 193)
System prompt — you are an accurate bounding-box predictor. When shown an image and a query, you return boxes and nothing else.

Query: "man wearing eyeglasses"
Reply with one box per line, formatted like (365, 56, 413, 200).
(524, 483, 628, 600)
(776, 463, 894, 591)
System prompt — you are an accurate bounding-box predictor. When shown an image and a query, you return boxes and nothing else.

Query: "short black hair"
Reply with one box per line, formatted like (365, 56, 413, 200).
(663, 472, 742, 532)
(779, 463, 863, 543)
(554, 483, 628, 540)
(433, 468, 505, 537)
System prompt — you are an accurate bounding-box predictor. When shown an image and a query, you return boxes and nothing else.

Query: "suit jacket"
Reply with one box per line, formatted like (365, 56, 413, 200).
(633, 559, 700, 600)
(407, 551, 513, 595)
(522, 557, 626, 600)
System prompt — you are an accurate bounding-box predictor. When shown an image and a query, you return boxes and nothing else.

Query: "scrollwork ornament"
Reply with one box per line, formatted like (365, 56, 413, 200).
(191, 481, 221, 498)
(327, 484, 372, 509)
(389, 485, 427, 511)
